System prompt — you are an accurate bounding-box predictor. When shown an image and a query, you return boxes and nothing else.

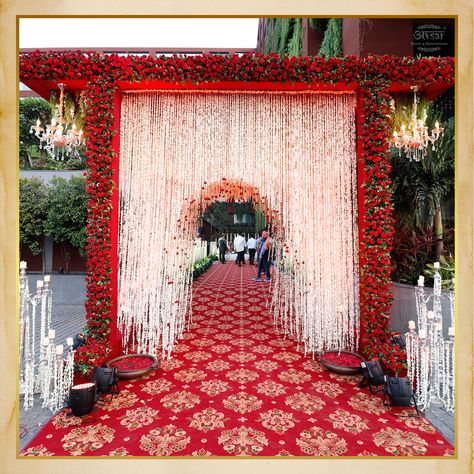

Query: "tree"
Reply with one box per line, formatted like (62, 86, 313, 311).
(287, 19, 302, 57)
(318, 18, 343, 57)
(19, 97, 52, 168)
(391, 117, 454, 261)
(44, 176, 88, 272)
(19, 177, 49, 256)
(263, 18, 304, 58)
(203, 202, 229, 235)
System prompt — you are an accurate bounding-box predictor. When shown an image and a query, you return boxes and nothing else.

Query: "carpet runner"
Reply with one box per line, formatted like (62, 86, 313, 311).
(21, 262, 454, 457)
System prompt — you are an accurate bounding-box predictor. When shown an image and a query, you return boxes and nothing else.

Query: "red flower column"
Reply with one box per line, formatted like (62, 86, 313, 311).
(83, 79, 116, 348)
(358, 81, 397, 360)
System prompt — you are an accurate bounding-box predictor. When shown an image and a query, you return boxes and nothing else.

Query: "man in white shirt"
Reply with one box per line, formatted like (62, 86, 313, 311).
(233, 233, 247, 267)
(247, 235, 257, 265)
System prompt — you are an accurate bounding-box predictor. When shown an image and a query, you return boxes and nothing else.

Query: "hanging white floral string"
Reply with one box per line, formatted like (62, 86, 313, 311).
(63, 338, 76, 399)
(417, 332, 432, 410)
(38, 336, 51, 402)
(40, 330, 56, 409)
(449, 278, 454, 328)
(23, 281, 43, 410)
(118, 90, 359, 358)
(415, 276, 429, 332)
(440, 334, 455, 411)
(19, 262, 29, 384)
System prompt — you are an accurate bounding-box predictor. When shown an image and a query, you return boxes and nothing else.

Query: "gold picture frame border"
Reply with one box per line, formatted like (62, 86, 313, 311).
(1, 3, 472, 474)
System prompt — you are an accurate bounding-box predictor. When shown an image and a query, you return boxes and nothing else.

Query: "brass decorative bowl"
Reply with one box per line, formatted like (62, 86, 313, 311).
(318, 350, 365, 375)
(105, 354, 159, 379)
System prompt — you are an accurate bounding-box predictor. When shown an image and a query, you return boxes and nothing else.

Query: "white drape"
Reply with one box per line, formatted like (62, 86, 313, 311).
(119, 90, 358, 357)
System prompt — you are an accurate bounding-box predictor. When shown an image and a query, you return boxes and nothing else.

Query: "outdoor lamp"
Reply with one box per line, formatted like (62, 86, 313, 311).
(69, 382, 96, 416)
(359, 359, 385, 394)
(384, 375, 415, 407)
(93, 367, 119, 395)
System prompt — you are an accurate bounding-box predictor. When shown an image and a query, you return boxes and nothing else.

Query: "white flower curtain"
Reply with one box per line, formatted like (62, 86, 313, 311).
(119, 90, 358, 357)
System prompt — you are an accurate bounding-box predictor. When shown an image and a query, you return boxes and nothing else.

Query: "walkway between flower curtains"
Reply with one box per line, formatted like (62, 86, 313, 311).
(22, 263, 452, 457)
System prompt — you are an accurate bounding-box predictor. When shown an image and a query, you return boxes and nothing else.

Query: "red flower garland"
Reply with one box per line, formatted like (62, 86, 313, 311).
(20, 52, 454, 375)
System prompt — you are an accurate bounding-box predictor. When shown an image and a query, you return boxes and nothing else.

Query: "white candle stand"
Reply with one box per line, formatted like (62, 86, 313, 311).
(19, 262, 76, 412)
(406, 263, 455, 412)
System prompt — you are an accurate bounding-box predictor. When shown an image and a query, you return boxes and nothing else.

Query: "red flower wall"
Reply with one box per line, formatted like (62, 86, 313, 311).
(20, 52, 454, 374)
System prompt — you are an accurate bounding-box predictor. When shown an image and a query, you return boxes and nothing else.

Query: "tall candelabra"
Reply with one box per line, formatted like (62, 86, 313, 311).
(406, 263, 455, 412)
(19, 261, 76, 412)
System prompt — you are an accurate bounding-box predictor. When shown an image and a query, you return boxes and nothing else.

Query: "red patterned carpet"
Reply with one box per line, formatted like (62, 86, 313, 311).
(22, 262, 454, 457)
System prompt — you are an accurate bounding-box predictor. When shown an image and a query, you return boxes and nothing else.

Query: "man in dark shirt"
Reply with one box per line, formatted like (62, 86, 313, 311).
(217, 236, 228, 264)
(255, 231, 272, 281)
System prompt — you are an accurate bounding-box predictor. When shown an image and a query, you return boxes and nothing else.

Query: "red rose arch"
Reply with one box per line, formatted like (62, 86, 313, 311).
(20, 52, 454, 373)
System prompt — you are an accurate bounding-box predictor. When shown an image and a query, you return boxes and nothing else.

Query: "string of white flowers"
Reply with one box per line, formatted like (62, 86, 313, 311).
(19, 264, 29, 384)
(417, 336, 432, 410)
(40, 334, 56, 408)
(63, 341, 76, 400)
(414, 280, 429, 332)
(38, 279, 50, 390)
(439, 336, 455, 411)
(118, 90, 359, 359)
(433, 264, 443, 323)
(22, 283, 42, 410)
(449, 278, 455, 328)
(47, 349, 64, 412)
(405, 330, 418, 386)
(38, 336, 51, 402)
(428, 318, 441, 400)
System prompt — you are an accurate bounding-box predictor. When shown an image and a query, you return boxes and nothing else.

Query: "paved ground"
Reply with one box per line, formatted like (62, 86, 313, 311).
(425, 400, 455, 445)
(18, 271, 454, 451)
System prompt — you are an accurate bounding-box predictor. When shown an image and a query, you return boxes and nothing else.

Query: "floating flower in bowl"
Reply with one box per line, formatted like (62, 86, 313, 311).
(319, 350, 365, 375)
(105, 354, 159, 379)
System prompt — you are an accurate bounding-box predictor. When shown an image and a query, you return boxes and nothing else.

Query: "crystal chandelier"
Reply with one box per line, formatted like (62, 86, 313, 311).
(30, 83, 84, 160)
(391, 86, 444, 162)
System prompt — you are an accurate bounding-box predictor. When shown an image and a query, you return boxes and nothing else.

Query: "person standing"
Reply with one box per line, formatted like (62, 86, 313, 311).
(255, 230, 272, 281)
(247, 235, 257, 265)
(255, 232, 263, 266)
(233, 233, 246, 267)
(217, 235, 228, 264)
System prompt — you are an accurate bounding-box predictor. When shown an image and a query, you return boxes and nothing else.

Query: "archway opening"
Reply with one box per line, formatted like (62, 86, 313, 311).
(117, 89, 359, 359)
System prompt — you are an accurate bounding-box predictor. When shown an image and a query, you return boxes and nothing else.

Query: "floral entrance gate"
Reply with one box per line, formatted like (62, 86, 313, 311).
(20, 52, 454, 372)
